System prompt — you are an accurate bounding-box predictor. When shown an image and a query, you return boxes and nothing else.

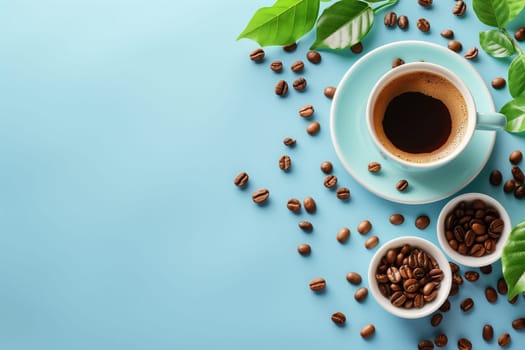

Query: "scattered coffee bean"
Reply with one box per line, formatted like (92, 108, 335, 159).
(485, 286, 498, 303)
(320, 161, 333, 174)
(324, 86, 336, 99)
(480, 264, 493, 274)
(497, 277, 508, 295)
(384, 11, 397, 27)
(504, 179, 516, 193)
(346, 272, 362, 285)
(509, 150, 523, 164)
(515, 27, 525, 41)
(431, 313, 443, 327)
(448, 40, 462, 52)
(279, 155, 291, 171)
(512, 317, 525, 330)
(453, 273, 464, 286)
(415, 215, 430, 230)
(463, 271, 479, 282)
(453, 0, 467, 16)
(303, 196, 317, 213)
(417, 18, 430, 32)
(392, 57, 405, 68)
(418, 339, 434, 350)
(460, 297, 474, 312)
(458, 338, 472, 350)
(337, 227, 350, 243)
(512, 165, 524, 183)
(351, 42, 363, 54)
(490, 170, 503, 185)
(331, 311, 346, 325)
(365, 235, 379, 249)
(306, 121, 320, 135)
(483, 324, 494, 341)
(449, 262, 460, 273)
(275, 80, 289, 96)
(298, 104, 314, 118)
(234, 171, 249, 187)
(283, 137, 296, 147)
(418, 0, 432, 7)
(498, 333, 511, 347)
(434, 333, 448, 348)
(309, 277, 326, 291)
(323, 175, 338, 189)
(249, 48, 265, 62)
(492, 77, 506, 89)
(439, 299, 451, 312)
(306, 50, 321, 64)
(509, 294, 518, 304)
(396, 179, 409, 192)
(297, 243, 311, 256)
(291, 60, 304, 73)
(464, 47, 478, 60)
(293, 77, 307, 91)
(441, 29, 454, 38)
(360, 324, 375, 338)
(252, 188, 269, 204)
(336, 187, 351, 200)
(354, 287, 368, 302)
(283, 42, 297, 52)
(287, 198, 301, 212)
(515, 185, 525, 199)
(357, 220, 372, 234)
(390, 213, 404, 225)
(298, 221, 313, 232)
(270, 60, 283, 72)
(368, 161, 381, 173)
(397, 15, 409, 29)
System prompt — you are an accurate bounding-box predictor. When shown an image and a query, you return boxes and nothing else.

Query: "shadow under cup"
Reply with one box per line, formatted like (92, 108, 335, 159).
(367, 62, 476, 171)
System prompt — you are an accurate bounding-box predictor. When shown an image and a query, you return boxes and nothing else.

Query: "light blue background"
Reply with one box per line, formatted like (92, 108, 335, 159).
(0, 0, 524, 349)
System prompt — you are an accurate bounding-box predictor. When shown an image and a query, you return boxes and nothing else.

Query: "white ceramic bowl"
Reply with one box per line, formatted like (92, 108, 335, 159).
(436, 192, 512, 267)
(368, 236, 452, 319)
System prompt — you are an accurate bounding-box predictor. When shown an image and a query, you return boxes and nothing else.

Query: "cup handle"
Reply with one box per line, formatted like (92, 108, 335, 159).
(477, 112, 506, 130)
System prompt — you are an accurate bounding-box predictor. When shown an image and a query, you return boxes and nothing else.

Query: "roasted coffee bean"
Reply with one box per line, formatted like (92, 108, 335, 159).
(453, 273, 464, 286)
(368, 161, 381, 173)
(434, 333, 448, 348)
(449, 283, 459, 296)
(309, 277, 326, 291)
(458, 338, 472, 350)
(448, 40, 462, 52)
(392, 57, 405, 68)
(418, 0, 432, 7)
(357, 220, 372, 234)
(415, 215, 430, 230)
(324, 175, 338, 189)
(303, 196, 317, 213)
(464, 47, 478, 60)
(293, 77, 307, 91)
(512, 317, 525, 330)
(453, 1, 467, 16)
(483, 324, 494, 341)
(490, 170, 503, 185)
(275, 80, 288, 96)
(252, 188, 269, 204)
(324, 86, 336, 99)
(516, 27, 525, 41)
(397, 15, 409, 29)
(283, 137, 296, 147)
(492, 77, 506, 89)
(439, 299, 451, 312)
(390, 291, 406, 307)
(498, 333, 511, 347)
(306, 50, 321, 64)
(504, 179, 517, 193)
(485, 286, 498, 303)
(480, 264, 493, 274)
(270, 60, 283, 72)
(350, 42, 363, 54)
(510, 150, 523, 164)
(346, 271, 362, 285)
(460, 297, 474, 312)
(298, 221, 313, 232)
(320, 161, 333, 174)
(417, 18, 430, 32)
(331, 311, 346, 325)
(297, 243, 311, 256)
(387, 266, 401, 283)
(336, 187, 350, 200)
(291, 60, 304, 73)
(464, 271, 479, 282)
(431, 313, 443, 327)
(384, 12, 397, 27)
(299, 104, 314, 118)
(390, 214, 404, 225)
(396, 179, 409, 192)
(279, 155, 291, 171)
(355, 287, 368, 302)
(515, 185, 525, 199)
(234, 171, 249, 187)
(418, 339, 434, 350)
(509, 294, 518, 304)
(306, 121, 320, 135)
(360, 324, 375, 339)
(365, 236, 379, 249)
(287, 198, 301, 212)
(512, 166, 524, 183)
(337, 227, 350, 243)
(497, 277, 508, 294)
(449, 262, 460, 273)
(283, 42, 297, 52)
(249, 48, 265, 62)
(441, 29, 454, 38)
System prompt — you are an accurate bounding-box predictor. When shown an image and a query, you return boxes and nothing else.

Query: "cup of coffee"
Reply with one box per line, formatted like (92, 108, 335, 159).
(366, 62, 506, 171)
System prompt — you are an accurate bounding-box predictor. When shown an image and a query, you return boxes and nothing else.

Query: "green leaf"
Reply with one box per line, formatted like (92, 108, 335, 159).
(237, 0, 320, 46)
(479, 30, 516, 58)
(500, 96, 525, 133)
(509, 55, 525, 98)
(473, 0, 525, 27)
(503, 220, 525, 299)
(311, 0, 374, 50)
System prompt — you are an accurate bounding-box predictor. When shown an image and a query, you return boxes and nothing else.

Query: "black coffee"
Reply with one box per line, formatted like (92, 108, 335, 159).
(383, 92, 452, 153)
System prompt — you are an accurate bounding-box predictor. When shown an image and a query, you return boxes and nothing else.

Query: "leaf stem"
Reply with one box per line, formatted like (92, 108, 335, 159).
(373, 0, 398, 14)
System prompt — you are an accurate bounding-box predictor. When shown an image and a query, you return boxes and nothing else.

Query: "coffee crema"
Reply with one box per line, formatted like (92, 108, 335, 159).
(372, 71, 469, 164)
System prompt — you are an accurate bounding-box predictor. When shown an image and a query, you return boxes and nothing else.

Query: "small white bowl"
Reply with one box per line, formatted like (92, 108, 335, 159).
(436, 192, 512, 267)
(368, 236, 452, 319)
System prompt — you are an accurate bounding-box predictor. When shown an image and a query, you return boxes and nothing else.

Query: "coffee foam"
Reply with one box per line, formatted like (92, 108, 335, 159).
(372, 71, 469, 164)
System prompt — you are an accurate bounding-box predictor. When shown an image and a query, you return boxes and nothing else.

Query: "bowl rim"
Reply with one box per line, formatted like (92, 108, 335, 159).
(367, 236, 452, 319)
(436, 192, 512, 267)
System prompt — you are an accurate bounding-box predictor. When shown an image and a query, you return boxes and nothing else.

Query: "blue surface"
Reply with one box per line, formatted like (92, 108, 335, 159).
(0, 0, 524, 349)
